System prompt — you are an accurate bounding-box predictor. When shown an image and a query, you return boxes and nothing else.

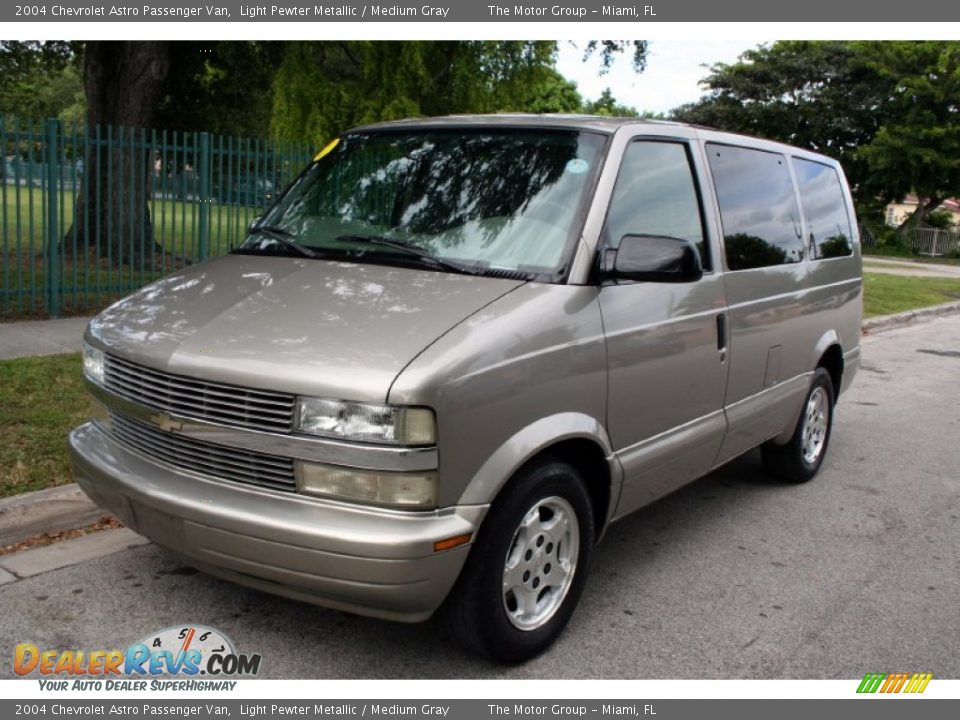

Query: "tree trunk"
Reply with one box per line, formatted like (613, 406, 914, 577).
(897, 196, 943, 230)
(62, 41, 170, 267)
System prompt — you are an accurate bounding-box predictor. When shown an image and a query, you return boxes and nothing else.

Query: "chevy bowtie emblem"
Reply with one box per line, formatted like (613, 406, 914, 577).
(150, 413, 183, 433)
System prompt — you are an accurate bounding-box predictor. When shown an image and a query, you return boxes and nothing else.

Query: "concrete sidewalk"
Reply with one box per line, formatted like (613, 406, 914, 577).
(0, 316, 92, 359)
(862, 255, 960, 279)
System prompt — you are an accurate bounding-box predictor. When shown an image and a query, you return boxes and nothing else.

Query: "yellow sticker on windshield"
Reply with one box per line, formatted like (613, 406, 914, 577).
(314, 138, 340, 161)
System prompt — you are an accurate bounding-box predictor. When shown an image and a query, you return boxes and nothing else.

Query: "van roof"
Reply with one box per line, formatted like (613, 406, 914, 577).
(350, 113, 686, 135)
(347, 114, 839, 166)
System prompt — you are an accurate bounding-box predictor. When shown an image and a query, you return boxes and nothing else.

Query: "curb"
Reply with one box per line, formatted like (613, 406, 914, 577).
(0, 528, 148, 582)
(862, 300, 960, 334)
(0, 484, 106, 547)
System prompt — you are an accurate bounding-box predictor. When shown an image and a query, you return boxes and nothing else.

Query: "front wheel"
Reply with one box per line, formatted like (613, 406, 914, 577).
(762, 367, 835, 483)
(442, 459, 595, 663)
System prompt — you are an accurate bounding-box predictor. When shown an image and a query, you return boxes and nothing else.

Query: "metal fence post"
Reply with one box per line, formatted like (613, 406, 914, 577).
(198, 131, 211, 261)
(44, 118, 61, 318)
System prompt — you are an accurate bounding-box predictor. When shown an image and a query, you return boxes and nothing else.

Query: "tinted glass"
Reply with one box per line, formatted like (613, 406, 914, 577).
(250, 130, 606, 278)
(792, 158, 854, 259)
(707, 143, 804, 270)
(605, 141, 708, 269)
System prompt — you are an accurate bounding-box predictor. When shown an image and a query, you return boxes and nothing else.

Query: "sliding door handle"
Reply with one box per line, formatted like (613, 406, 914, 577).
(716, 313, 727, 358)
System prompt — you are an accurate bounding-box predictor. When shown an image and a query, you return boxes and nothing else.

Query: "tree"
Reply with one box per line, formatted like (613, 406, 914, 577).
(63, 42, 171, 265)
(580, 41, 649, 74)
(270, 41, 649, 143)
(54, 41, 283, 268)
(924, 210, 957, 229)
(582, 88, 640, 117)
(153, 42, 285, 137)
(671, 41, 960, 224)
(855, 42, 960, 226)
(672, 42, 883, 206)
(270, 42, 549, 142)
(0, 41, 83, 122)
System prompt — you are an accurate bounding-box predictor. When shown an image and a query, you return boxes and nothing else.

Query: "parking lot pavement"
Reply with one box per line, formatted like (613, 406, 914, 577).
(1, 317, 958, 679)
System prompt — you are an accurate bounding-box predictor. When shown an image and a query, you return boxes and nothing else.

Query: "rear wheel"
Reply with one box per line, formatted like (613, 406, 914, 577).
(442, 459, 594, 663)
(762, 367, 835, 483)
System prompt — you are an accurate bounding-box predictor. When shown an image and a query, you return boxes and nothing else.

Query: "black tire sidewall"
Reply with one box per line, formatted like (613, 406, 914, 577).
(793, 368, 836, 478)
(461, 460, 595, 663)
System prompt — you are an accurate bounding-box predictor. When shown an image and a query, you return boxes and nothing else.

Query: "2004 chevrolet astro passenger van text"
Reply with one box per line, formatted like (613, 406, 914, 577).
(71, 115, 862, 662)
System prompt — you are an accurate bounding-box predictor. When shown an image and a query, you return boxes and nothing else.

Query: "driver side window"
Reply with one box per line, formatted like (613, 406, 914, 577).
(605, 140, 709, 270)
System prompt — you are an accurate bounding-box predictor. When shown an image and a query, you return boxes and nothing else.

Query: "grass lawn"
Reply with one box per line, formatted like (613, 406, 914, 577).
(863, 272, 960, 317)
(1, 184, 259, 259)
(0, 353, 90, 497)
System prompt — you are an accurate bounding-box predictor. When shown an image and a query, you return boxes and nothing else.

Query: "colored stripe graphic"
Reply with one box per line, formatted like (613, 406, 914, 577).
(905, 673, 934, 694)
(856, 673, 886, 693)
(857, 672, 932, 693)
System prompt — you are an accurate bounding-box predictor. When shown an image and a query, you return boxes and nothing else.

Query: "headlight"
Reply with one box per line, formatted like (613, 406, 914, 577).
(296, 462, 436, 509)
(296, 397, 436, 445)
(83, 342, 104, 384)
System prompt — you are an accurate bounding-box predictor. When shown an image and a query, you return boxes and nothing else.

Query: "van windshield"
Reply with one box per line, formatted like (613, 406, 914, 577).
(239, 129, 607, 280)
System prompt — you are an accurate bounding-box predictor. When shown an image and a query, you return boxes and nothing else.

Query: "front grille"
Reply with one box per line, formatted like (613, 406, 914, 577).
(109, 411, 297, 492)
(104, 354, 295, 433)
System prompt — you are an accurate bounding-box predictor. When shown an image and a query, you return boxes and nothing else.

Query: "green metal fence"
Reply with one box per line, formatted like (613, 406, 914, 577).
(0, 116, 314, 320)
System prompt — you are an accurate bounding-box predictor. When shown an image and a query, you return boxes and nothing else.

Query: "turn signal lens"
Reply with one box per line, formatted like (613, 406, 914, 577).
(296, 462, 436, 509)
(82, 342, 105, 384)
(433, 534, 472, 552)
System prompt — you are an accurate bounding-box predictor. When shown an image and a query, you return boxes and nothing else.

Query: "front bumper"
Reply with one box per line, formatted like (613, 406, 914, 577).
(69, 422, 485, 622)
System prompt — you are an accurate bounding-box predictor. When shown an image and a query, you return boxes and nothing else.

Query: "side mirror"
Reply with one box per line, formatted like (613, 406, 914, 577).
(247, 215, 263, 234)
(602, 234, 703, 283)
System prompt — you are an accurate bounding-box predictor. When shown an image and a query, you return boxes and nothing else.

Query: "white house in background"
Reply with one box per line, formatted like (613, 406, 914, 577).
(885, 195, 960, 226)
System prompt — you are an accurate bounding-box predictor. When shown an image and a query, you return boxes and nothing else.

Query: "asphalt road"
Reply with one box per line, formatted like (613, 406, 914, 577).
(2, 317, 958, 679)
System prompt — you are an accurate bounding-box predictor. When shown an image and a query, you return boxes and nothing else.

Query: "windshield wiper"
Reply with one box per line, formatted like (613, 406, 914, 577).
(247, 225, 319, 259)
(335, 234, 472, 275)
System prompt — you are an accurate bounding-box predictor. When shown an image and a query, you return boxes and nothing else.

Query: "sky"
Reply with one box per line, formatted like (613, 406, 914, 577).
(556, 40, 764, 115)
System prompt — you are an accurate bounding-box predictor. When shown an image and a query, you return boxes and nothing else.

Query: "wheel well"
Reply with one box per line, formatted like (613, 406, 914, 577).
(818, 344, 844, 399)
(536, 438, 611, 540)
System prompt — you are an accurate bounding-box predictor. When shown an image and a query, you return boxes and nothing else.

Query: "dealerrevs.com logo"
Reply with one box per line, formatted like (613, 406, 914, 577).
(14, 625, 261, 690)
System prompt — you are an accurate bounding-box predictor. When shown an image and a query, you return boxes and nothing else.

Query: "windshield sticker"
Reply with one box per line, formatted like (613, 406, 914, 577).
(314, 138, 340, 161)
(565, 158, 589, 175)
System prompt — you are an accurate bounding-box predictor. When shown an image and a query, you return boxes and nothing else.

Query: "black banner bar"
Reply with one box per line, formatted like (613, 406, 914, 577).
(2, 699, 959, 720)
(4, 1, 958, 23)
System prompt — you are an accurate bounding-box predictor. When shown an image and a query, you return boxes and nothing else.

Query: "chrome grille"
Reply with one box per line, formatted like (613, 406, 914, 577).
(103, 354, 295, 433)
(109, 411, 296, 492)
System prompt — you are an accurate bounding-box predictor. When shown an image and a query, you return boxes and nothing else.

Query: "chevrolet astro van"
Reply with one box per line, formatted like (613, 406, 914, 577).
(70, 115, 862, 662)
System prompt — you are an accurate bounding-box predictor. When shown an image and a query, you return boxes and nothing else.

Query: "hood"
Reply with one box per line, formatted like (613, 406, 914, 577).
(88, 255, 524, 402)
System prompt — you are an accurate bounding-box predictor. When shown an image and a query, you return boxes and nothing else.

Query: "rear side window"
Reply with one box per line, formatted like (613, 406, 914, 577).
(792, 158, 854, 259)
(706, 143, 804, 270)
(604, 140, 709, 270)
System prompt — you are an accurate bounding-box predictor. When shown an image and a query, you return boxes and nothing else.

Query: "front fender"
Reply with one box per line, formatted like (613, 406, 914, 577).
(457, 412, 621, 512)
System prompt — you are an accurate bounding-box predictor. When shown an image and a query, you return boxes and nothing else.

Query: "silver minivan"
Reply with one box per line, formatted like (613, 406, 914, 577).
(70, 115, 862, 662)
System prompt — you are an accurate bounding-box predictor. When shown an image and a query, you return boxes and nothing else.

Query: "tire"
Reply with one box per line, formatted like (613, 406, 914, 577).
(442, 458, 595, 663)
(762, 367, 835, 483)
